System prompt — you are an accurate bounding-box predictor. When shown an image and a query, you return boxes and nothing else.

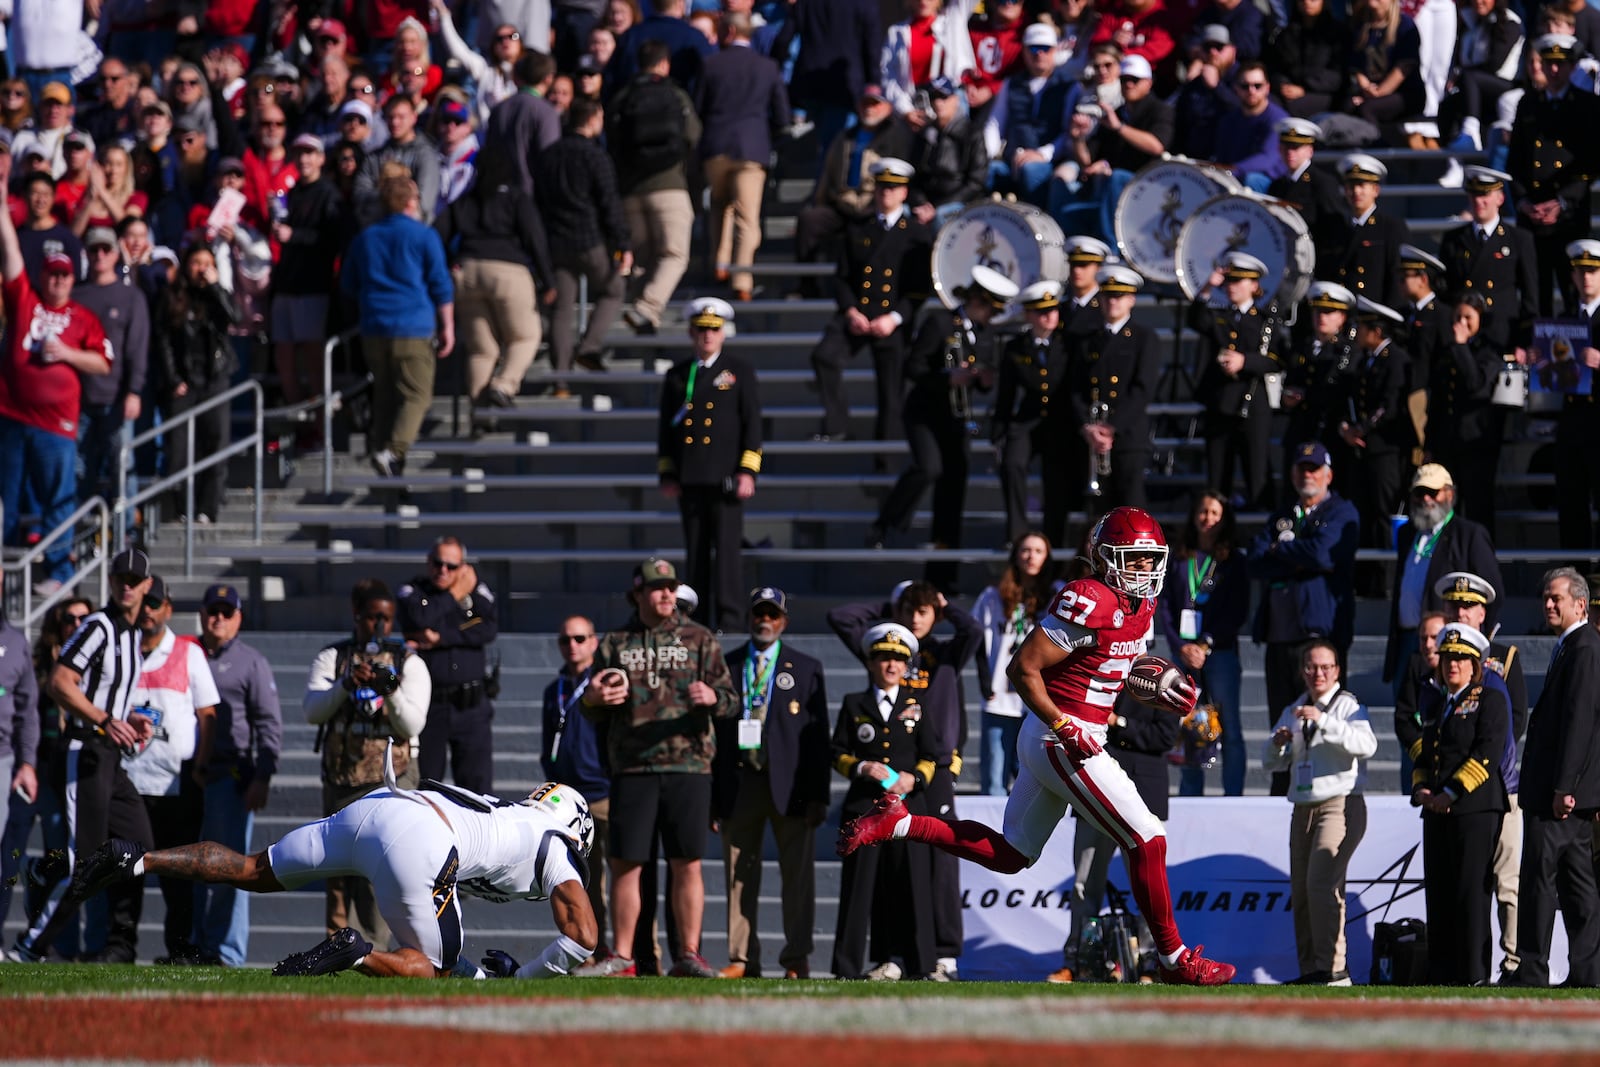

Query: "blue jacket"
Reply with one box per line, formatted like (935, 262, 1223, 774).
(605, 15, 717, 98)
(1246, 491, 1360, 649)
(341, 213, 453, 339)
(541, 669, 610, 801)
(1159, 549, 1251, 653)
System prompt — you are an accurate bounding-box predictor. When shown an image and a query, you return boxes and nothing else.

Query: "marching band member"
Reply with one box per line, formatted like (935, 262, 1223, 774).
(1280, 281, 1357, 499)
(1333, 153, 1412, 309)
(1059, 236, 1109, 340)
(1267, 119, 1346, 276)
(1071, 264, 1158, 511)
(1335, 297, 1413, 551)
(993, 280, 1078, 547)
(1438, 165, 1537, 356)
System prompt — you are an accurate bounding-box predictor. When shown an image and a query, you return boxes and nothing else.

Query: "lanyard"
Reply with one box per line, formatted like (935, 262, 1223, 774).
(550, 668, 590, 762)
(742, 640, 779, 719)
(1411, 511, 1452, 563)
(684, 361, 701, 407)
(1186, 554, 1216, 605)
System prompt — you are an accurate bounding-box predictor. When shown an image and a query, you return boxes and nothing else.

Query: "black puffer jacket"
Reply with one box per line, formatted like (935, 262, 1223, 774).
(156, 281, 240, 392)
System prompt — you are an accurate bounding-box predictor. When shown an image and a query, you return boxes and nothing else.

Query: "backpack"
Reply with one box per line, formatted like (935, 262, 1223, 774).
(1370, 918, 1428, 985)
(615, 75, 686, 178)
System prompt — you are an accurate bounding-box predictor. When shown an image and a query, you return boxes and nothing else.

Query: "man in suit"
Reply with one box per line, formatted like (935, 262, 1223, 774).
(809, 158, 930, 443)
(1507, 568, 1600, 987)
(1508, 34, 1600, 316)
(1383, 464, 1504, 687)
(1555, 240, 1600, 550)
(657, 298, 763, 630)
(1332, 154, 1412, 309)
(713, 588, 831, 980)
(1072, 264, 1160, 512)
(695, 16, 791, 301)
(993, 280, 1076, 547)
(1267, 119, 1346, 277)
(1438, 165, 1537, 356)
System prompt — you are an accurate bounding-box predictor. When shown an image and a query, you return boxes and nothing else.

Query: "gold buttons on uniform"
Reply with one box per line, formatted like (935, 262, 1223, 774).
(703, 418, 712, 426)
(885, 268, 893, 277)
(1110, 375, 1119, 384)
(1109, 390, 1118, 399)
(702, 436, 711, 444)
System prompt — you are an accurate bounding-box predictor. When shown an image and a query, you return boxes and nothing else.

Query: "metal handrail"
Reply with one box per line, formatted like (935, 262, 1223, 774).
(0, 496, 110, 629)
(322, 330, 358, 495)
(115, 379, 264, 577)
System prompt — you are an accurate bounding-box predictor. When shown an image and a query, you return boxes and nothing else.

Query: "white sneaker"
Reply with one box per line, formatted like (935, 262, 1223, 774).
(3, 942, 43, 963)
(929, 958, 960, 982)
(865, 960, 903, 981)
(1439, 158, 1465, 189)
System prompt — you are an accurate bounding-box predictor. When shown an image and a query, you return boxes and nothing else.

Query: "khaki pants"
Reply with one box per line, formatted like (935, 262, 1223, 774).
(365, 335, 437, 460)
(704, 156, 766, 294)
(457, 258, 542, 399)
(624, 188, 694, 325)
(321, 764, 419, 948)
(721, 767, 816, 974)
(1497, 792, 1522, 969)
(1288, 792, 1367, 976)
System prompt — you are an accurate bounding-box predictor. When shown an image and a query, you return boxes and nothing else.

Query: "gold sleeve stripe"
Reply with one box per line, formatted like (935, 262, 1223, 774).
(835, 754, 860, 778)
(1407, 738, 1423, 763)
(1412, 766, 1428, 790)
(1450, 758, 1491, 794)
(740, 450, 763, 473)
(949, 751, 964, 778)
(1503, 645, 1517, 673)
(915, 758, 938, 784)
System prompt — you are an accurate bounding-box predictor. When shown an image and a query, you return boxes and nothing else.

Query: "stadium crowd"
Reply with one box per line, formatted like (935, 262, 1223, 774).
(2, 0, 1600, 990)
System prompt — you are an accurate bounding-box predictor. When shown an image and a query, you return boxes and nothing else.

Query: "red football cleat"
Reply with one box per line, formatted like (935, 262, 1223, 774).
(1158, 945, 1235, 986)
(836, 793, 907, 856)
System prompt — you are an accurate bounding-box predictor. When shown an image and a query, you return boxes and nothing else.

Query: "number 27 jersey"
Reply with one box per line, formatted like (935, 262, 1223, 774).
(1036, 578, 1156, 726)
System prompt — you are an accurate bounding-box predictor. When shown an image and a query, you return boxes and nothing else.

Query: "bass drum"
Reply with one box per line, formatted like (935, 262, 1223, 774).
(1175, 193, 1316, 308)
(1114, 157, 1242, 286)
(932, 200, 1066, 310)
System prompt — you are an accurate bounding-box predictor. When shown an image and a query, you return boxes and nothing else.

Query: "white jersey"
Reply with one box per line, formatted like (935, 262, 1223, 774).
(417, 784, 585, 904)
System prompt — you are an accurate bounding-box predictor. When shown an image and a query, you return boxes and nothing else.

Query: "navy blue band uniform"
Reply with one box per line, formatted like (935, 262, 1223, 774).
(1282, 308, 1357, 492)
(398, 574, 500, 795)
(993, 324, 1078, 546)
(1268, 164, 1348, 278)
(1507, 85, 1600, 315)
(1333, 210, 1413, 309)
(1438, 217, 1538, 351)
(1425, 324, 1505, 534)
(808, 210, 933, 441)
(1332, 334, 1413, 547)
(1188, 295, 1284, 509)
(1071, 311, 1159, 511)
(657, 344, 763, 629)
(1555, 258, 1600, 549)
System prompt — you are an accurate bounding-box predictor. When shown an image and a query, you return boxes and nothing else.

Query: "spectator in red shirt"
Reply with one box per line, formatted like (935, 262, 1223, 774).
(0, 184, 111, 594)
(966, 0, 1025, 110)
(377, 18, 445, 103)
(1093, 0, 1180, 87)
(242, 107, 299, 248)
(52, 132, 94, 225)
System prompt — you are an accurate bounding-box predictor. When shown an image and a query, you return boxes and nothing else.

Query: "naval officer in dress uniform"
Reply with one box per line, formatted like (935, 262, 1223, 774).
(808, 157, 933, 443)
(1281, 281, 1358, 499)
(1439, 165, 1537, 356)
(1072, 264, 1159, 511)
(993, 280, 1078, 547)
(657, 297, 763, 629)
(1336, 297, 1413, 550)
(1333, 153, 1412, 309)
(1554, 239, 1600, 548)
(1059, 236, 1110, 341)
(1267, 118, 1347, 278)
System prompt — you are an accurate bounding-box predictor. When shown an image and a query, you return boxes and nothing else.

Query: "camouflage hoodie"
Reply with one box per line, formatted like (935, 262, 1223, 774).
(584, 610, 738, 774)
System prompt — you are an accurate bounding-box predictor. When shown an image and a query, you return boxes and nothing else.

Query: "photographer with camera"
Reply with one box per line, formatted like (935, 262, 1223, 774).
(399, 536, 499, 794)
(304, 579, 432, 949)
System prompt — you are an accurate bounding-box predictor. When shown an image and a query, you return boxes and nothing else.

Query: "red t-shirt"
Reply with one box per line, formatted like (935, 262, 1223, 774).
(0, 273, 111, 438)
(53, 178, 88, 224)
(969, 15, 1023, 94)
(908, 16, 940, 87)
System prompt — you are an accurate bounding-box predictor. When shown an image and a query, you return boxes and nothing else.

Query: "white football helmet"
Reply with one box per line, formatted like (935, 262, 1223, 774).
(526, 782, 595, 857)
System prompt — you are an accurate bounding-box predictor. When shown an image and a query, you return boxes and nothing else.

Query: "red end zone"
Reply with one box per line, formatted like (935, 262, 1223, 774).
(7, 993, 1600, 1066)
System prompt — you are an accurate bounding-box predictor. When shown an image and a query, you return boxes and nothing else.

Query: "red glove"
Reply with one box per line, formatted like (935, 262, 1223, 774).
(1050, 715, 1103, 762)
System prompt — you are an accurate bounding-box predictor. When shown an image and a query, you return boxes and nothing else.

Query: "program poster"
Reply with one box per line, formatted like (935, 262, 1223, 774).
(1530, 317, 1592, 397)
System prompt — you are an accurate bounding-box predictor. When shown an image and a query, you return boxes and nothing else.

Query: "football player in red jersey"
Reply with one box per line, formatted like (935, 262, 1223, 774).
(839, 506, 1236, 985)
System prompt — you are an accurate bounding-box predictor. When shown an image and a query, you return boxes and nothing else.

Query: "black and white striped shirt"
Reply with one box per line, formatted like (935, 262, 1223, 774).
(58, 606, 143, 725)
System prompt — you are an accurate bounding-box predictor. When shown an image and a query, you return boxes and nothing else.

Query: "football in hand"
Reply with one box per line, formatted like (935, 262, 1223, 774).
(1124, 654, 1192, 711)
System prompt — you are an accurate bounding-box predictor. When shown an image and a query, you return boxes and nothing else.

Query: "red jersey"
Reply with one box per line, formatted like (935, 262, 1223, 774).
(968, 15, 1023, 95)
(0, 273, 111, 438)
(1091, 0, 1178, 74)
(1036, 577, 1156, 725)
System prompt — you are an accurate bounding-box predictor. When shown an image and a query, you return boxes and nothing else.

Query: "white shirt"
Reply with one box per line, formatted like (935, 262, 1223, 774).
(1263, 687, 1377, 804)
(1352, 205, 1377, 227)
(1105, 314, 1130, 333)
(874, 685, 899, 721)
(303, 642, 431, 741)
(974, 582, 1063, 717)
(124, 630, 221, 798)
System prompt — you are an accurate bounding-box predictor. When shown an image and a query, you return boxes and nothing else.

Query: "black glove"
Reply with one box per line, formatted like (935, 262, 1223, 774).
(481, 949, 521, 978)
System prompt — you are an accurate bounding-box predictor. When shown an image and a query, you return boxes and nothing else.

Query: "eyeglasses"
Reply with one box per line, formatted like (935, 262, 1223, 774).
(558, 633, 594, 644)
(205, 604, 237, 618)
(142, 595, 166, 610)
(258, 119, 286, 128)
(175, 78, 202, 88)
(1093, 60, 1119, 70)
(1303, 662, 1339, 675)
(429, 558, 462, 571)
(495, 31, 521, 41)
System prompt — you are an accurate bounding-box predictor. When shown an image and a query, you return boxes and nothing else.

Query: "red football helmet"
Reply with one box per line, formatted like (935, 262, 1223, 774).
(1089, 506, 1168, 598)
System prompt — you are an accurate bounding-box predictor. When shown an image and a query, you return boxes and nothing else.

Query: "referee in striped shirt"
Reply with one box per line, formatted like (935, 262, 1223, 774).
(9, 548, 157, 964)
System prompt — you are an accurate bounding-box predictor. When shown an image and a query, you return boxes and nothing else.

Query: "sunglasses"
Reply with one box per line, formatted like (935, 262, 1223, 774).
(66, 612, 89, 624)
(1238, 81, 1267, 91)
(441, 115, 468, 125)
(558, 633, 594, 644)
(175, 78, 202, 88)
(429, 558, 462, 571)
(113, 571, 147, 585)
(259, 119, 285, 128)
(142, 595, 166, 610)
(1119, 75, 1141, 83)
(495, 31, 521, 42)
(205, 604, 237, 618)
(2, 89, 25, 98)
(1204, 41, 1227, 51)
(752, 607, 784, 620)
(1027, 44, 1053, 54)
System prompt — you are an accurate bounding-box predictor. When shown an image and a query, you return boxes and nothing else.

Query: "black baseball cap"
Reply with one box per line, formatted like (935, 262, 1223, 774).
(110, 547, 151, 580)
(145, 575, 169, 603)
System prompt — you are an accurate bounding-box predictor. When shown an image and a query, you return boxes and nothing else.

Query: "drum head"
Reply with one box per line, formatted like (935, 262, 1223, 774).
(1115, 158, 1242, 285)
(932, 201, 1066, 310)
(1176, 194, 1311, 307)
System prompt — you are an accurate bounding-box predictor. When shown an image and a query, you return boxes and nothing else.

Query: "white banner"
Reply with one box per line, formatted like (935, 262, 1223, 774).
(956, 796, 1566, 984)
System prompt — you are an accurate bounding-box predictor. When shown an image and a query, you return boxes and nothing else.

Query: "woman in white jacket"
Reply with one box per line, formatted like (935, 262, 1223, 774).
(972, 532, 1062, 795)
(880, 0, 979, 129)
(431, 0, 524, 125)
(1263, 638, 1377, 986)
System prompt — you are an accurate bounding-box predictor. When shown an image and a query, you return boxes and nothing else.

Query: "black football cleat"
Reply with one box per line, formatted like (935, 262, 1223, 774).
(69, 839, 145, 902)
(272, 927, 372, 977)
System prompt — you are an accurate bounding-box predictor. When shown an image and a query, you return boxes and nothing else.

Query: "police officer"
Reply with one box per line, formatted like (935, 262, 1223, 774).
(1188, 251, 1284, 510)
(1336, 298, 1414, 549)
(1510, 34, 1600, 316)
(1333, 154, 1412, 309)
(1059, 236, 1109, 341)
(1281, 282, 1358, 498)
(1073, 264, 1159, 512)
(1267, 119, 1346, 276)
(1427, 292, 1505, 533)
(1439, 165, 1538, 355)
(829, 622, 938, 981)
(713, 587, 831, 979)
(870, 265, 1017, 591)
(993, 280, 1077, 547)
(398, 536, 499, 794)
(808, 157, 933, 442)
(658, 297, 763, 630)
(1411, 623, 1510, 986)
(1555, 240, 1600, 549)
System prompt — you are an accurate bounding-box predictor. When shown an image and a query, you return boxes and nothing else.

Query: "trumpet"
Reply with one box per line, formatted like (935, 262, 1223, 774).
(945, 313, 981, 437)
(1087, 387, 1111, 498)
